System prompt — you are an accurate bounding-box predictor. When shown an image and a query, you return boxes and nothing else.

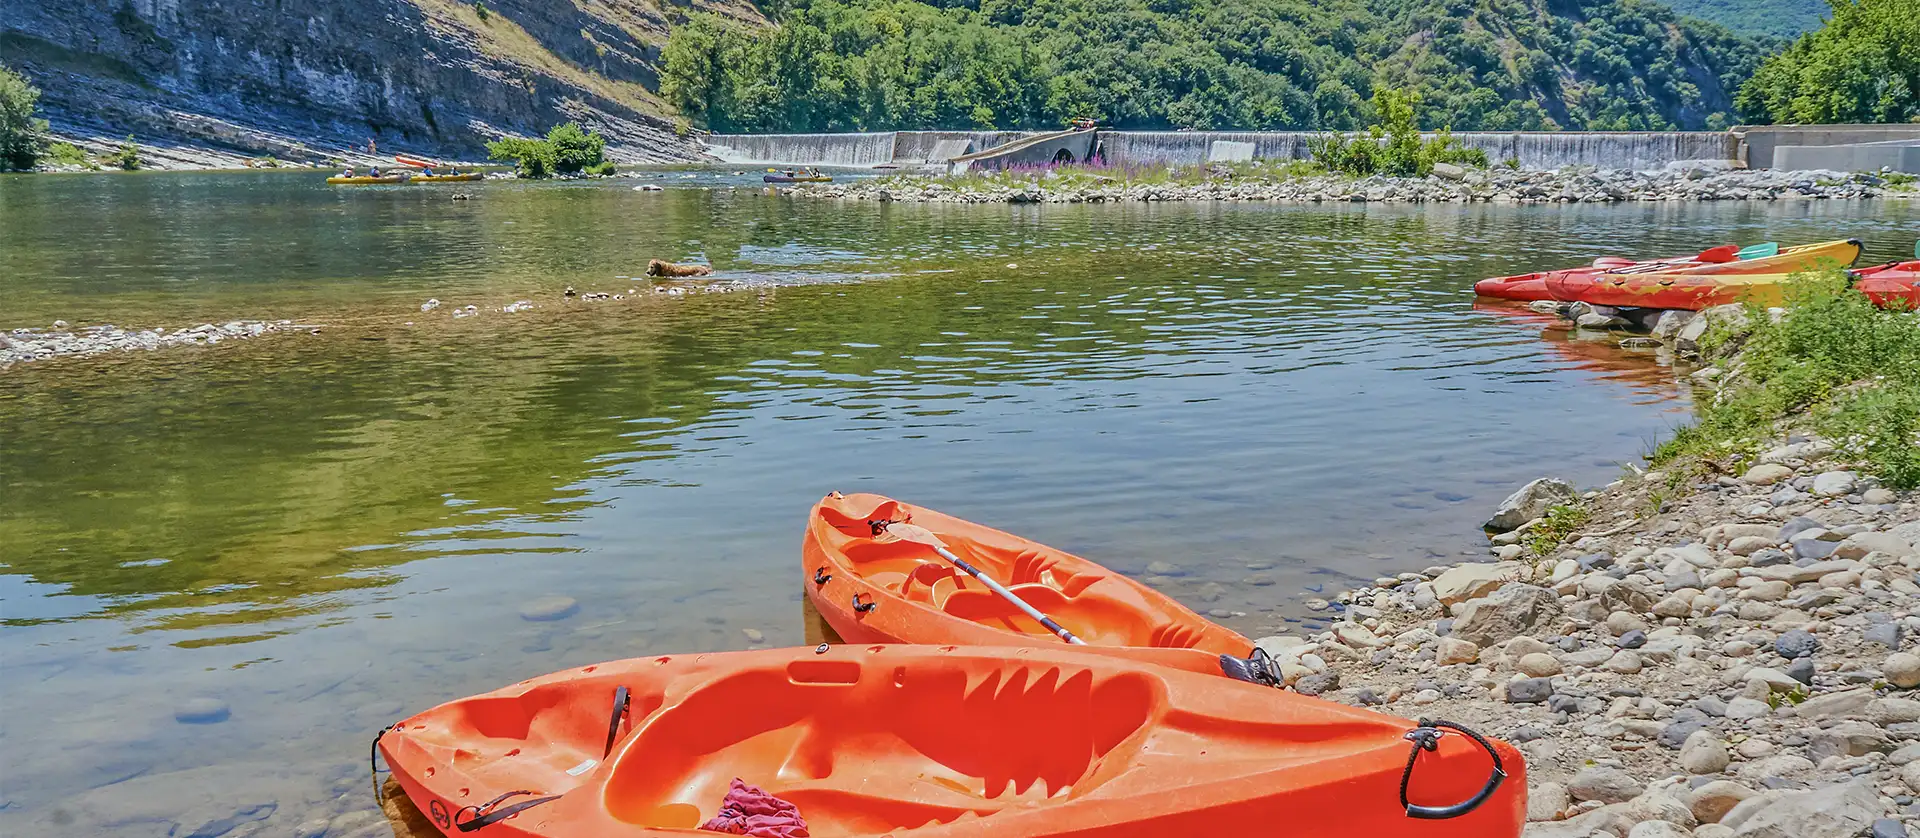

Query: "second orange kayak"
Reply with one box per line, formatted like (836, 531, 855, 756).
(803, 493, 1254, 666)
(1544, 239, 1863, 309)
(378, 644, 1527, 837)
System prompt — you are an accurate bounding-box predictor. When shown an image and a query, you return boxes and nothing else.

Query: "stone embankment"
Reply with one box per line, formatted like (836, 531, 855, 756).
(0, 320, 315, 368)
(795, 165, 1905, 204)
(1258, 309, 1920, 835)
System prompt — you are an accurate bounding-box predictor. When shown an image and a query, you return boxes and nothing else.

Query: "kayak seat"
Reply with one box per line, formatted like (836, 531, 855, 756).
(599, 664, 1159, 833)
(404, 672, 667, 807)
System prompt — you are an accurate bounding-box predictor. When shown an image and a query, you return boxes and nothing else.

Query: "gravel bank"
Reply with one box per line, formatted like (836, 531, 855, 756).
(0, 320, 317, 368)
(795, 165, 1907, 204)
(1259, 323, 1920, 838)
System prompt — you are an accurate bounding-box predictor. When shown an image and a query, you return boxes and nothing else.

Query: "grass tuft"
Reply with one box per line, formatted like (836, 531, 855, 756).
(1651, 269, 1920, 488)
(1528, 504, 1590, 556)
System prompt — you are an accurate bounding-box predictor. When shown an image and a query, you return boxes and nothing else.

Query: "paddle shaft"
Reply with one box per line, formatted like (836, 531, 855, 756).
(930, 545, 1086, 645)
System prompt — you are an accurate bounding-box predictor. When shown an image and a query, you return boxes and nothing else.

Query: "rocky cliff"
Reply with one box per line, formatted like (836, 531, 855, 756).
(0, 0, 764, 163)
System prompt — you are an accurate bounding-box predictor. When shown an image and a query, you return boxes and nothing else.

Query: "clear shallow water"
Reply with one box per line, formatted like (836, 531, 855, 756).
(1, 170, 1912, 834)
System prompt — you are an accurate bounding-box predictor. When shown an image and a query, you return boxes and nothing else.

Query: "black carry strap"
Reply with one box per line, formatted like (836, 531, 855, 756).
(454, 790, 561, 832)
(604, 686, 631, 758)
(1217, 647, 1282, 688)
(1399, 718, 1506, 820)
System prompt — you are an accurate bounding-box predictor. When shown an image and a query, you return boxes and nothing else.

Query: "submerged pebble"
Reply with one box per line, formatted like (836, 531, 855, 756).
(518, 595, 579, 622)
(173, 697, 231, 724)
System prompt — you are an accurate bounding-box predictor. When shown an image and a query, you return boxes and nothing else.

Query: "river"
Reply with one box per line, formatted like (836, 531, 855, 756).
(0, 170, 1912, 835)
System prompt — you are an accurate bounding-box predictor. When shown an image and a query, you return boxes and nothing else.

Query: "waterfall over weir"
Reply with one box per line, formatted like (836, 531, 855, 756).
(1100, 131, 1736, 170)
(709, 130, 1740, 171)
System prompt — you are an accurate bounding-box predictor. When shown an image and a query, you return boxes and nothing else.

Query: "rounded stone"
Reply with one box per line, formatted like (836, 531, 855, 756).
(174, 697, 231, 724)
(1606, 650, 1644, 674)
(1887, 653, 1920, 689)
(1517, 652, 1564, 677)
(518, 595, 579, 622)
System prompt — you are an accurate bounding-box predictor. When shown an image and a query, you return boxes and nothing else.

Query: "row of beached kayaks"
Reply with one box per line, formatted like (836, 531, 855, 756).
(377, 492, 1526, 837)
(325, 172, 484, 185)
(1475, 238, 1920, 310)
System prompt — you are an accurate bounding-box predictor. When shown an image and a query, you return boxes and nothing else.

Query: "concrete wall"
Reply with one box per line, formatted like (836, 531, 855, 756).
(1774, 141, 1920, 174)
(1733, 124, 1920, 169)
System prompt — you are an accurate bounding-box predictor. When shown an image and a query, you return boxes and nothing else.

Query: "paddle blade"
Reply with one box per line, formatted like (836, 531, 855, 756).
(1913, 240, 1918, 260)
(1736, 242, 1780, 260)
(1696, 245, 1740, 263)
(873, 521, 949, 551)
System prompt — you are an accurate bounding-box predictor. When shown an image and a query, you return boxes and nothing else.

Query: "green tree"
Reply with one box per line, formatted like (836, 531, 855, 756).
(545, 122, 609, 174)
(486, 136, 557, 177)
(1, 64, 48, 171)
(1737, 0, 1919, 124)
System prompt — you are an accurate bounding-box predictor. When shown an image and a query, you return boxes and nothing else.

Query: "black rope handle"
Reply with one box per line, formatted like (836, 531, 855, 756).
(814, 567, 832, 585)
(1217, 648, 1281, 687)
(454, 789, 561, 832)
(603, 686, 631, 759)
(851, 592, 878, 613)
(1399, 718, 1506, 820)
(370, 723, 396, 803)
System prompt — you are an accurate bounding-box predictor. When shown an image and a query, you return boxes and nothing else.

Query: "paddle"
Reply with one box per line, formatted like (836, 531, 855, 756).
(1736, 242, 1780, 260)
(871, 521, 1087, 645)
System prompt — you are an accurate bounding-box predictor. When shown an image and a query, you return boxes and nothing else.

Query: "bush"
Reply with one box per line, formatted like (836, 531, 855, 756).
(106, 135, 141, 170)
(1310, 89, 1488, 176)
(1, 64, 48, 171)
(545, 122, 606, 174)
(485, 122, 609, 178)
(1653, 270, 1920, 487)
(487, 136, 556, 178)
(583, 160, 617, 176)
(46, 141, 94, 169)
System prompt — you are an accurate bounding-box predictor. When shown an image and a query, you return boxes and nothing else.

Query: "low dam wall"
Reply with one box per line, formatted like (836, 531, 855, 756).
(708, 130, 1738, 171)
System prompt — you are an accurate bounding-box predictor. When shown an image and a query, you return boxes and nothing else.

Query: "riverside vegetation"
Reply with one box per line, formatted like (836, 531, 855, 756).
(485, 122, 618, 178)
(1264, 276, 1920, 835)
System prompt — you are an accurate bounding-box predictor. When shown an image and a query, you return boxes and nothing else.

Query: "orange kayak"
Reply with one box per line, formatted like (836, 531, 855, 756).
(1544, 239, 1862, 309)
(1856, 260, 1920, 310)
(1476, 254, 1678, 302)
(803, 493, 1254, 666)
(377, 644, 1527, 837)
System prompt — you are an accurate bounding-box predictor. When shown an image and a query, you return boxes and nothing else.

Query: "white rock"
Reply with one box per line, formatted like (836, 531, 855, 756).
(1723, 781, 1884, 838)
(1810, 471, 1856, 497)
(1437, 637, 1479, 666)
(1886, 653, 1920, 689)
(1741, 464, 1794, 486)
(1681, 730, 1732, 774)
(1485, 478, 1577, 532)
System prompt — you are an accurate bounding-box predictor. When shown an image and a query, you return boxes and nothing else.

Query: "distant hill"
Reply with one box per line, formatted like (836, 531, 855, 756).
(663, 0, 1773, 133)
(1655, 0, 1828, 38)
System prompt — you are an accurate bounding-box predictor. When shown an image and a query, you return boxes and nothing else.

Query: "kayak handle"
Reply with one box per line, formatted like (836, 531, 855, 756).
(814, 567, 832, 585)
(454, 789, 561, 832)
(851, 592, 878, 614)
(603, 686, 631, 758)
(1399, 718, 1506, 820)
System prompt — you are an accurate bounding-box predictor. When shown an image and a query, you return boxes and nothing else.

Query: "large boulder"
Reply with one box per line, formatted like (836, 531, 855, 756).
(1485, 478, 1578, 532)
(1432, 562, 1527, 607)
(1453, 583, 1563, 647)
(1728, 781, 1885, 838)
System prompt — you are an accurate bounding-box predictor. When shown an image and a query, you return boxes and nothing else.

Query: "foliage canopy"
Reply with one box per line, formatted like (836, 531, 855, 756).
(662, 0, 1767, 133)
(1736, 0, 1919, 124)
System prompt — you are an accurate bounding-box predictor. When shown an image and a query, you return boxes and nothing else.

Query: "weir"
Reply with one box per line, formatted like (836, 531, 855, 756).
(707, 130, 1742, 171)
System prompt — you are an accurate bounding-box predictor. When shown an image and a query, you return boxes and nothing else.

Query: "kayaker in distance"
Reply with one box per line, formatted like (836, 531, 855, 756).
(340, 166, 355, 178)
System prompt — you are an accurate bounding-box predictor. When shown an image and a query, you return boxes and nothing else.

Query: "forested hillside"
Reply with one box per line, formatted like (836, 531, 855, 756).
(1737, 0, 1919, 124)
(1655, 0, 1826, 39)
(661, 0, 1769, 133)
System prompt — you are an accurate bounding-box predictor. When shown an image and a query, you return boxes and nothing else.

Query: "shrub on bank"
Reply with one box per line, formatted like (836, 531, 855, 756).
(486, 122, 614, 178)
(1310, 89, 1489, 177)
(1, 63, 47, 171)
(1654, 270, 1920, 487)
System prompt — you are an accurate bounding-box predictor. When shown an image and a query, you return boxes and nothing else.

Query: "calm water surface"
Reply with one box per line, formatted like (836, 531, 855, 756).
(1, 170, 1912, 834)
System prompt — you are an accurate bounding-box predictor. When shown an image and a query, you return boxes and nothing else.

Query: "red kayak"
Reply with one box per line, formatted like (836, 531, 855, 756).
(1543, 239, 1862, 310)
(1474, 251, 1728, 302)
(1856, 260, 1920, 310)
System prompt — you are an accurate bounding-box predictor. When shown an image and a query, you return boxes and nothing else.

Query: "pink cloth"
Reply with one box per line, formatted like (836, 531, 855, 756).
(699, 778, 809, 838)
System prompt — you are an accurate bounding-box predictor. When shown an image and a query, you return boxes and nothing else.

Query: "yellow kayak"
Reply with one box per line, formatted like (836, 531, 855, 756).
(410, 173, 483, 183)
(326, 175, 409, 185)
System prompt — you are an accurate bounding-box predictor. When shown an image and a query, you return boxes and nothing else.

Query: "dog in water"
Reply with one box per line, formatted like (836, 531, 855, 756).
(647, 259, 713, 278)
